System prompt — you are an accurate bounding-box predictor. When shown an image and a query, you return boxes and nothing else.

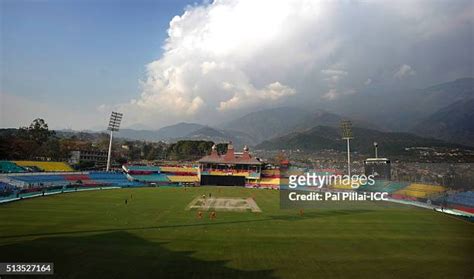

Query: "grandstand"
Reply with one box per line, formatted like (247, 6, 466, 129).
(444, 191, 474, 213)
(0, 171, 142, 203)
(168, 175, 199, 183)
(357, 180, 409, 193)
(127, 174, 170, 183)
(257, 177, 280, 189)
(122, 165, 160, 175)
(0, 181, 16, 195)
(160, 166, 198, 174)
(13, 161, 74, 172)
(6, 172, 141, 187)
(393, 183, 446, 199)
(123, 164, 199, 186)
(159, 165, 199, 185)
(331, 182, 357, 190)
(0, 161, 25, 173)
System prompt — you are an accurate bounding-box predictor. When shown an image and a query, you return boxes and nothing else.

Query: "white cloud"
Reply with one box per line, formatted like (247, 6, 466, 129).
(394, 64, 416, 79)
(322, 89, 339, 101)
(322, 88, 355, 101)
(115, 0, 473, 128)
(218, 81, 295, 111)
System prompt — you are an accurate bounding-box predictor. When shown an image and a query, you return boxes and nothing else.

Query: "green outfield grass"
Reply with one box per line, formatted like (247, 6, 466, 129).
(0, 187, 473, 278)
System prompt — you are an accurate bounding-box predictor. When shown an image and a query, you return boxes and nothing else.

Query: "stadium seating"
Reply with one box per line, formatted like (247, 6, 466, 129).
(331, 182, 356, 190)
(160, 166, 198, 174)
(7, 172, 141, 188)
(258, 177, 280, 189)
(13, 161, 74, 172)
(89, 172, 142, 187)
(207, 170, 249, 177)
(393, 183, 446, 199)
(128, 174, 169, 182)
(0, 181, 17, 193)
(261, 169, 280, 177)
(447, 191, 474, 206)
(0, 171, 145, 203)
(0, 161, 25, 173)
(167, 175, 199, 183)
(357, 180, 409, 193)
(384, 182, 410, 193)
(123, 165, 160, 173)
(11, 174, 66, 185)
(64, 174, 90, 181)
(123, 165, 201, 184)
(260, 177, 280, 185)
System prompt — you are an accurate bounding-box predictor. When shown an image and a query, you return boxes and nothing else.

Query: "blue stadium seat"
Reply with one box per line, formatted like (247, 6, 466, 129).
(446, 191, 474, 208)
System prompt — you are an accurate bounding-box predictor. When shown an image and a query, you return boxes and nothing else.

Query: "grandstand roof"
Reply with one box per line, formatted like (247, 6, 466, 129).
(365, 158, 390, 162)
(198, 143, 262, 165)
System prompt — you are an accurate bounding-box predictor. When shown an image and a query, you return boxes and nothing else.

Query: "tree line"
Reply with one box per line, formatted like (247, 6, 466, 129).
(0, 119, 228, 164)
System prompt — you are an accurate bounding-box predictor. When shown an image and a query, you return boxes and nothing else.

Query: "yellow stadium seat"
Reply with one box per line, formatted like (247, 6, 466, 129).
(13, 161, 73, 172)
(331, 183, 356, 190)
(160, 166, 198, 173)
(260, 178, 280, 185)
(394, 183, 445, 198)
(167, 176, 199, 183)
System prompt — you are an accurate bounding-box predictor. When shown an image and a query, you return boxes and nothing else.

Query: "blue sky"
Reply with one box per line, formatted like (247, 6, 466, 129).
(1, 0, 472, 130)
(1, 0, 196, 128)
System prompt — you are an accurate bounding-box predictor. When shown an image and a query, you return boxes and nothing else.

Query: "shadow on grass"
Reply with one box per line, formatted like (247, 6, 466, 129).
(0, 231, 276, 279)
(0, 210, 375, 240)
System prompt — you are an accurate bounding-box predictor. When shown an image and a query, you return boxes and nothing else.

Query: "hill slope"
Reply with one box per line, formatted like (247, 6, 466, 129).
(256, 125, 467, 155)
(220, 107, 382, 144)
(183, 126, 257, 147)
(219, 107, 312, 143)
(327, 78, 474, 131)
(413, 99, 474, 146)
(114, 122, 205, 141)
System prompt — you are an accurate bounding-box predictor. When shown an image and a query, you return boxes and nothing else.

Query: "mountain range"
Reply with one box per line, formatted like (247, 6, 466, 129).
(57, 78, 474, 151)
(325, 77, 474, 132)
(115, 122, 204, 142)
(255, 125, 469, 155)
(412, 98, 474, 147)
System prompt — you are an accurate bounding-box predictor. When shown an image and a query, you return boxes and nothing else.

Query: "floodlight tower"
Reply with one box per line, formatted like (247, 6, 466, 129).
(340, 120, 353, 176)
(106, 111, 123, 172)
(373, 142, 378, 158)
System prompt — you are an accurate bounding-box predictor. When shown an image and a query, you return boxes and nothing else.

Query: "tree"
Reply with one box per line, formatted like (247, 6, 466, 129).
(166, 140, 214, 161)
(216, 143, 228, 155)
(18, 118, 56, 144)
(7, 138, 39, 160)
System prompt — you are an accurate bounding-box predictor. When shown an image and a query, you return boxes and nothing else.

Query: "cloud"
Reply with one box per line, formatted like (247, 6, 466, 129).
(394, 64, 416, 79)
(218, 82, 295, 111)
(322, 88, 355, 101)
(115, 0, 473, 128)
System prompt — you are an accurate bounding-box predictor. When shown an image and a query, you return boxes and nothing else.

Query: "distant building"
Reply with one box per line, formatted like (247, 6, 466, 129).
(69, 150, 108, 165)
(198, 143, 262, 186)
(364, 158, 391, 180)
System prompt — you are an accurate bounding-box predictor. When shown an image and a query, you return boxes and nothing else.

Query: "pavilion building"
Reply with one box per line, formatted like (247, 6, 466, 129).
(198, 143, 262, 186)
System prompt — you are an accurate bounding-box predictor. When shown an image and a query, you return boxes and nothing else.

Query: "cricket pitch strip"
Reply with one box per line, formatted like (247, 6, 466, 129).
(186, 196, 262, 212)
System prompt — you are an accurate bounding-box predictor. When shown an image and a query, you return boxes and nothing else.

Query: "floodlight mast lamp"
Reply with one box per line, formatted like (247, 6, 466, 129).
(106, 112, 123, 172)
(374, 142, 378, 158)
(340, 120, 353, 177)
